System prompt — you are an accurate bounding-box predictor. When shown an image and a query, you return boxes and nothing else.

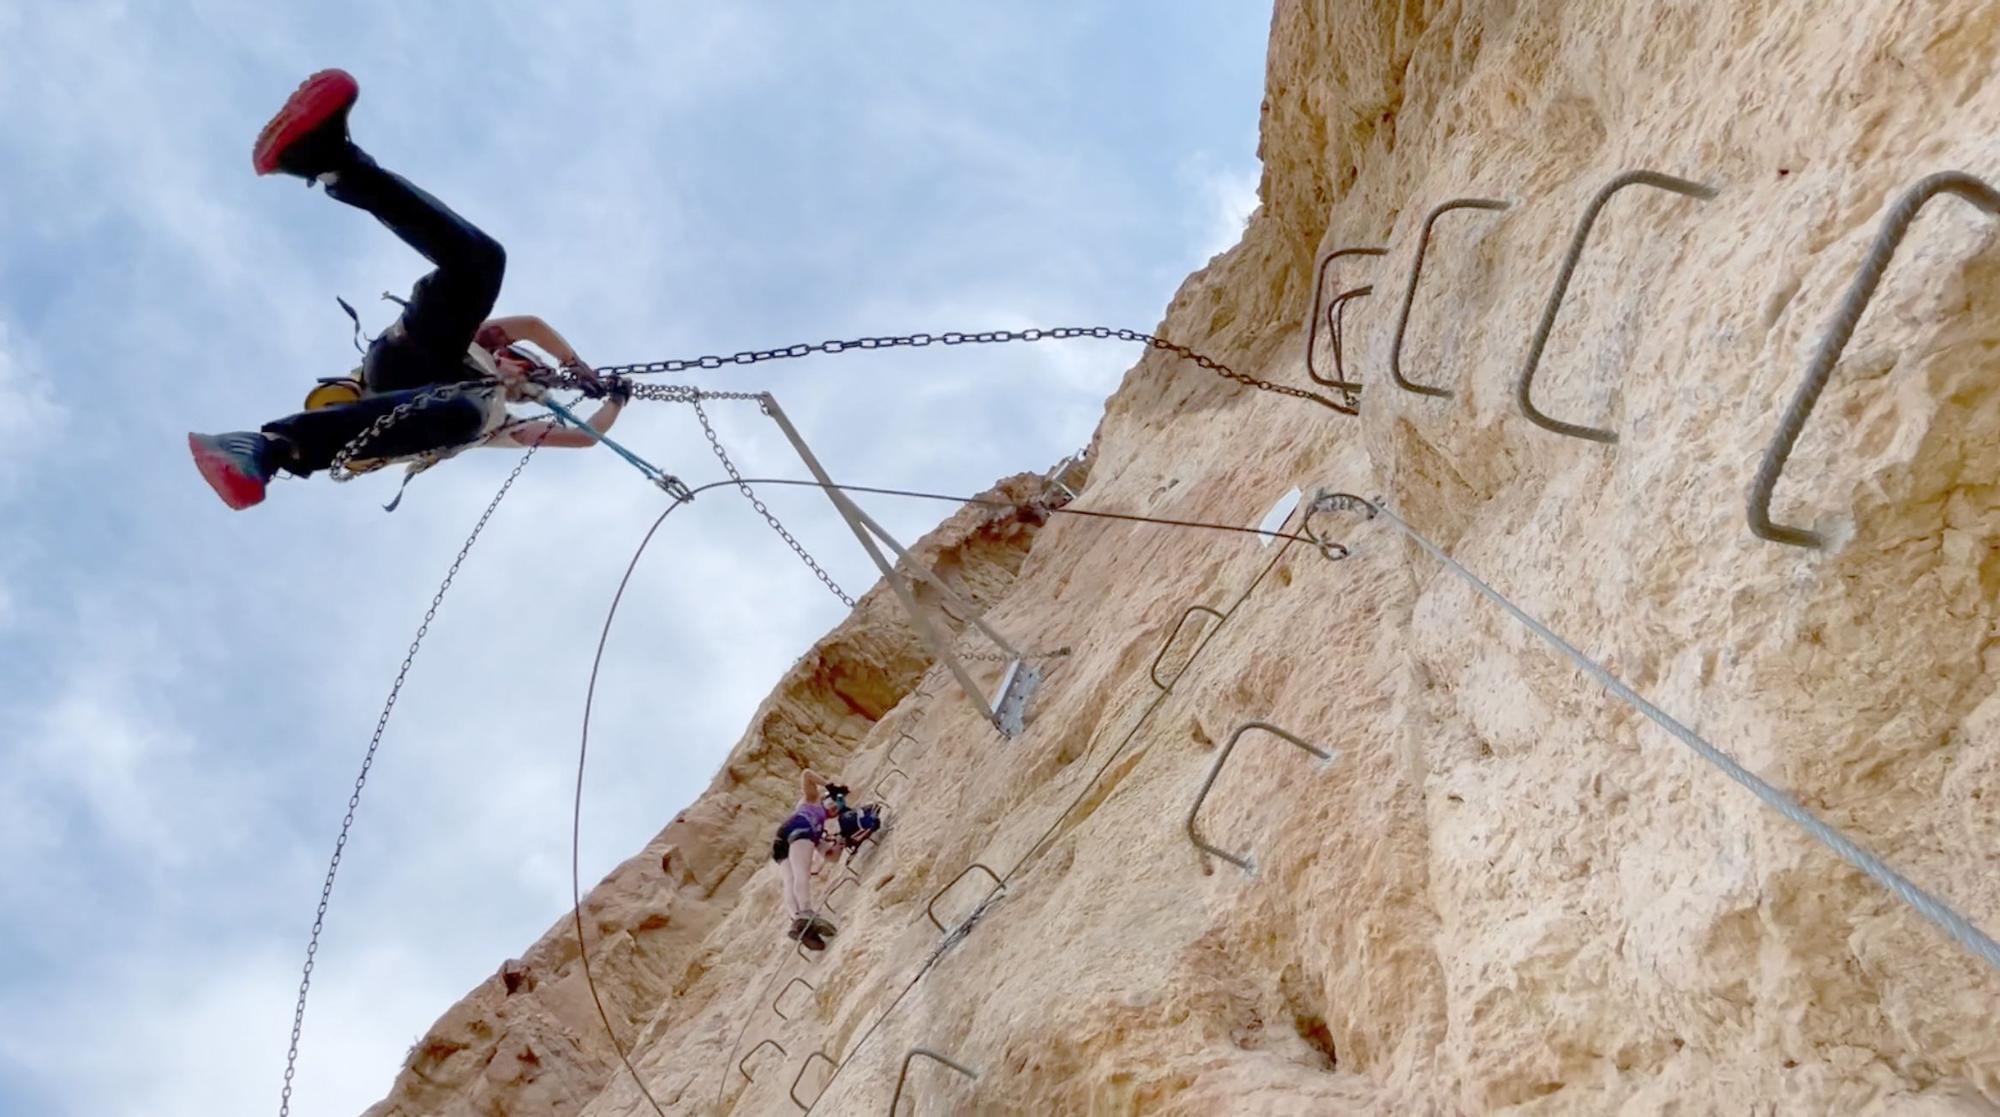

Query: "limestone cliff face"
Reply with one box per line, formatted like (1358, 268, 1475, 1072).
(367, 1, 2000, 1113)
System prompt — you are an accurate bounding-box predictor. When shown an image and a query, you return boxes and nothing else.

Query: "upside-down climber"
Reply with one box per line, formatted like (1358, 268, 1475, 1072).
(188, 69, 628, 510)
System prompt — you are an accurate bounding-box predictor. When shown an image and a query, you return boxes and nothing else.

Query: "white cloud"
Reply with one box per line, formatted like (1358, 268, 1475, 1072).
(1191, 156, 1263, 263)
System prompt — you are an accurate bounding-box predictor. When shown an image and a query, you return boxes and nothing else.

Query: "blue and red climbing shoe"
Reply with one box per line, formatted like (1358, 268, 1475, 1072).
(188, 432, 277, 510)
(252, 68, 359, 178)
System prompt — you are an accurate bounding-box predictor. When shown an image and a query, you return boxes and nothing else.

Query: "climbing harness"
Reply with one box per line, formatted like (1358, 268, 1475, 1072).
(302, 374, 365, 412)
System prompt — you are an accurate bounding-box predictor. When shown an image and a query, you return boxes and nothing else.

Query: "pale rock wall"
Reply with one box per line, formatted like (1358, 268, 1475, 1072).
(367, 0, 2000, 1113)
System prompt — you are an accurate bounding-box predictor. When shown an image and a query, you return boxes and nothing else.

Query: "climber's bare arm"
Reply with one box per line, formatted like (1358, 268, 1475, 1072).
(483, 314, 599, 388)
(800, 768, 830, 803)
(482, 315, 578, 364)
(489, 396, 625, 449)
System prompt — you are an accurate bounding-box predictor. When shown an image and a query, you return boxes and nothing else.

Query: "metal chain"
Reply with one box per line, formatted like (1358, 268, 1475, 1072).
(278, 439, 547, 1117)
(327, 381, 475, 481)
(592, 326, 1358, 415)
(957, 646, 1073, 662)
(324, 374, 769, 485)
(326, 323, 1348, 486)
(626, 382, 766, 404)
(688, 396, 856, 608)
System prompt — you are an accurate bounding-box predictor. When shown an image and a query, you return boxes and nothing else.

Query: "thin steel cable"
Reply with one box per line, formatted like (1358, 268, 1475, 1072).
(562, 479, 946, 1115)
(794, 509, 1311, 1114)
(571, 474, 857, 1116)
(1350, 497, 2000, 973)
(293, 467, 1331, 1116)
(279, 439, 548, 1117)
(556, 482, 1315, 1113)
(705, 477, 1328, 547)
(572, 492, 713, 1117)
(1000, 507, 1308, 882)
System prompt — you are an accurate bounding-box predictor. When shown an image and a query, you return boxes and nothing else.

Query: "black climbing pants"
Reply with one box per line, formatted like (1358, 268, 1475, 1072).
(262, 149, 507, 475)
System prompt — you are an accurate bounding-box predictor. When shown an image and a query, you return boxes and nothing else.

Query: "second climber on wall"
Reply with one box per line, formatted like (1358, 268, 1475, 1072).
(771, 767, 848, 950)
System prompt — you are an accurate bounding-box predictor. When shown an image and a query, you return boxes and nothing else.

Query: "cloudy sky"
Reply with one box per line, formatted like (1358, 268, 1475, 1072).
(0, 4, 1266, 1115)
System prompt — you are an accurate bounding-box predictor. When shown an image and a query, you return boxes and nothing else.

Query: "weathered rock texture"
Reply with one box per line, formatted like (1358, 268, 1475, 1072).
(365, 0, 2000, 1112)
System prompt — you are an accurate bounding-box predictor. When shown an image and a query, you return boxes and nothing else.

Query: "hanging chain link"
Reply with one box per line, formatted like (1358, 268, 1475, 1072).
(323, 374, 773, 485)
(327, 381, 478, 481)
(593, 326, 1358, 415)
(326, 323, 1348, 487)
(626, 382, 766, 405)
(279, 436, 547, 1117)
(688, 396, 856, 608)
(956, 646, 1073, 662)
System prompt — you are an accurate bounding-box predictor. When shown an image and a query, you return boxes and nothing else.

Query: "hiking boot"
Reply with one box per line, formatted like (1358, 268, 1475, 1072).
(807, 914, 838, 939)
(788, 915, 811, 941)
(799, 926, 828, 951)
(188, 431, 279, 509)
(253, 69, 360, 178)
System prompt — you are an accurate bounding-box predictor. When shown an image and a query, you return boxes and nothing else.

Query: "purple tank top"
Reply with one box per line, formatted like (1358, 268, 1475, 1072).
(794, 801, 829, 828)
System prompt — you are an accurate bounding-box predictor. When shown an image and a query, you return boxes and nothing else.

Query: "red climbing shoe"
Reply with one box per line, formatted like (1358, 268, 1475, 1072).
(253, 69, 359, 177)
(188, 432, 276, 510)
